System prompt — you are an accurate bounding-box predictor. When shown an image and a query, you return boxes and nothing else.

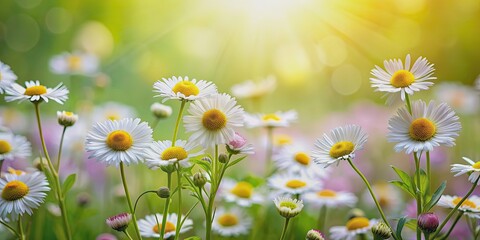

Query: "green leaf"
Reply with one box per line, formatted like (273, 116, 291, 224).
(226, 155, 247, 168)
(389, 180, 415, 197)
(62, 174, 76, 195)
(184, 237, 202, 240)
(424, 181, 447, 211)
(405, 219, 417, 231)
(396, 216, 407, 239)
(391, 166, 411, 185)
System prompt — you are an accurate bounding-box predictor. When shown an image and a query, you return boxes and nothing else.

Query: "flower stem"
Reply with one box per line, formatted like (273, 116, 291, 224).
(123, 230, 134, 240)
(404, 93, 413, 115)
(265, 127, 275, 176)
(0, 220, 19, 238)
(279, 218, 290, 240)
(174, 163, 183, 240)
(119, 162, 142, 240)
(414, 152, 422, 240)
(317, 205, 328, 232)
(172, 101, 186, 145)
(426, 151, 431, 195)
(431, 176, 480, 239)
(56, 126, 68, 172)
(18, 216, 25, 240)
(441, 211, 464, 240)
(347, 159, 397, 240)
(160, 172, 172, 240)
(205, 145, 220, 240)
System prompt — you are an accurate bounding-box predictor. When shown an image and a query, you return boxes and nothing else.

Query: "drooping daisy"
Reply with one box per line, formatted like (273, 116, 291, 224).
(226, 132, 254, 155)
(0, 132, 31, 162)
(268, 171, 321, 196)
(273, 144, 329, 178)
(85, 118, 153, 166)
(438, 195, 480, 219)
(388, 100, 461, 154)
(153, 76, 217, 102)
(451, 157, 480, 185)
(244, 110, 297, 128)
(183, 93, 244, 148)
(312, 125, 368, 168)
(92, 101, 137, 122)
(0, 171, 50, 220)
(273, 196, 304, 218)
(49, 51, 99, 75)
(0, 61, 17, 94)
(230, 75, 277, 100)
(220, 178, 263, 207)
(144, 139, 202, 169)
(5, 80, 69, 104)
(212, 207, 252, 237)
(370, 54, 436, 102)
(330, 217, 378, 240)
(137, 213, 193, 239)
(304, 189, 357, 208)
(435, 83, 479, 115)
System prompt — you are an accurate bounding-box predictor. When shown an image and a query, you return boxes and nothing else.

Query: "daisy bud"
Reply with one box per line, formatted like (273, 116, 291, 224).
(306, 229, 325, 240)
(418, 212, 439, 233)
(371, 222, 392, 239)
(77, 192, 91, 207)
(57, 111, 78, 127)
(150, 102, 172, 119)
(227, 132, 247, 154)
(273, 196, 304, 219)
(347, 208, 365, 220)
(106, 212, 131, 232)
(156, 187, 170, 198)
(33, 157, 48, 171)
(193, 172, 207, 187)
(218, 153, 229, 164)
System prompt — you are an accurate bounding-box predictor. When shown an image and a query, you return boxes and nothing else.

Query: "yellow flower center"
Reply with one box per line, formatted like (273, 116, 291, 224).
(317, 189, 337, 198)
(409, 118, 436, 141)
(472, 161, 480, 169)
(68, 55, 83, 71)
(202, 109, 227, 131)
(346, 217, 370, 231)
(329, 141, 354, 159)
(161, 146, 188, 161)
(274, 134, 292, 146)
(24, 85, 47, 96)
(65, 112, 74, 116)
(280, 201, 297, 210)
(106, 130, 133, 151)
(218, 213, 238, 227)
(390, 70, 415, 88)
(230, 181, 253, 198)
(0, 140, 12, 154)
(453, 197, 477, 209)
(106, 113, 120, 121)
(262, 114, 281, 121)
(294, 152, 310, 165)
(285, 179, 306, 189)
(7, 168, 24, 176)
(152, 221, 176, 233)
(1, 180, 29, 201)
(172, 81, 199, 97)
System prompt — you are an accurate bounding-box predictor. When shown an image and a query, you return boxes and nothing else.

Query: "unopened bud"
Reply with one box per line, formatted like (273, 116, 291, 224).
(156, 187, 170, 198)
(193, 172, 207, 187)
(150, 103, 172, 119)
(57, 111, 78, 127)
(418, 212, 439, 234)
(371, 222, 392, 239)
(218, 154, 229, 164)
(306, 229, 325, 240)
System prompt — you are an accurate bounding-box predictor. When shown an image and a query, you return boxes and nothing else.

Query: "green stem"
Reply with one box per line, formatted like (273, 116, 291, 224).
(441, 212, 464, 240)
(174, 164, 183, 240)
(160, 172, 172, 240)
(414, 152, 422, 240)
(279, 218, 290, 240)
(426, 151, 431, 195)
(404, 93, 413, 115)
(0, 220, 19, 238)
(347, 159, 397, 240)
(18, 216, 25, 240)
(172, 101, 186, 145)
(317, 205, 328, 232)
(151, 118, 160, 131)
(358, 233, 368, 240)
(120, 162, 142, 240)
(265, 127, 274, 176)
(205, 145, 220, 240)
(123, 230, 134, 240)
(432, 176, 480, 239)
(56, 126, 68, 172)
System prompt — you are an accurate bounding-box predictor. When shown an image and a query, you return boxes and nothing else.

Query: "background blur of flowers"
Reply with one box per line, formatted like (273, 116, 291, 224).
(1, 0, 480, 239)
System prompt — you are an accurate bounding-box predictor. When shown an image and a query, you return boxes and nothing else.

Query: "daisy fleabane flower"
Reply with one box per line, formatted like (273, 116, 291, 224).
(0, 171, 50, 220)
(230, 75, 276, 100)
(304, 189, 357, 208)
(244, 110, 297, 128)
(370, 54, 436, 102)
(137, 213, 193, 239)
(451, 157, 480, 185)
(0, 132, 31, 162)
(220, 178, 263, 207)
(226, 132, 254, 155)
(273, 196, 304, 218)
(212, 207, 253, 237)
(0, 61, 17, 94)
(106, 212, 131, 232)
(183, 93, 244, 148)
(273, 144, 329, 178)
(49, 51, 99, 76)
(388, 100, 461, 154)
(144, 139, 202, 169)
(268, 171, 321, 196)
(85, 118, 153, 166)
(312, 125, 368, 168)
(153, 76, 217, 102)
(438, 195, 480, 219)
(330, 217, 378, 240)
(5, 80, 69, 104)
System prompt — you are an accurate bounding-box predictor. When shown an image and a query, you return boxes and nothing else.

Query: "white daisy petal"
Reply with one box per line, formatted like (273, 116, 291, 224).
(137, 213, 193, 239)
(4, 80, 69, 104)
(153, 76, 217, 102)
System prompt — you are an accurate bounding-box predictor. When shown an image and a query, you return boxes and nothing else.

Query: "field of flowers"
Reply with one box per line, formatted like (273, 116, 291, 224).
(1, 0, 480, 240)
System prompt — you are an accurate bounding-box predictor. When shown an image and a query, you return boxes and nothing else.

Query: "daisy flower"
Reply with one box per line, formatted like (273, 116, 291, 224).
(183, 93, 244, 148)
(0, 61, 17, 94)
(153, 76, 217, 102)
(92, 101, 137, 122)
(226, 132, 254, 155)
(0, 171, 50, 220)
(5, 80, 69, 104)
(49, 51, 99, 75)
(438, 195, 480, 219)
(388, 100, 461, 154)
(304, 189, 357, 208)
(137, 213, 193, 239)
(212, 207, 252, 237)
(85, 118, 153, 166)
(106, 213, 131, 232)
(244, 110, 297, 128)
(273, 196, 304, 218)
(330, 217, 378, 240)
(230, 75, 276, 100)
(435, 83, 479, 115)
(144, 139, 202, 169)
(362, 182, 402, 212)
(0, 132, 31, 162)
(57, 111, 78, 127)
(312, 125, 368, 168)
(451, 157, 480, 185)
(273, 144, 329, 178)
(370, 54, 436, 102)
(220, 178, 263, 207)
(268, 171, 321, 196)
